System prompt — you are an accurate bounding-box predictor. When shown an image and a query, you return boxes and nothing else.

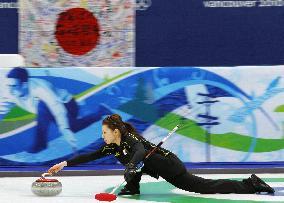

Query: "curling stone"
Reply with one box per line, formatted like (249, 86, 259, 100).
(31, 173, 62, 196)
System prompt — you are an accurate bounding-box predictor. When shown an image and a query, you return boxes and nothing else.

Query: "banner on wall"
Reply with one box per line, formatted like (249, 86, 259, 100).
(19, 0, 135, 67)
(0, 66, 284, 166)
(136, 0, 284, 66)
(0, 0, 18, 54)
(1, 0, 284, 67)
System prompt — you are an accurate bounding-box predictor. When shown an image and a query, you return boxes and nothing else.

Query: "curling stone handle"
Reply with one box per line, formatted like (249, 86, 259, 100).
(41, 172, 52, 179)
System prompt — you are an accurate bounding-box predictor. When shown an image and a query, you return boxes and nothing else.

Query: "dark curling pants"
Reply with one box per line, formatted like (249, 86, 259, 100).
(127, 153, 255, 194)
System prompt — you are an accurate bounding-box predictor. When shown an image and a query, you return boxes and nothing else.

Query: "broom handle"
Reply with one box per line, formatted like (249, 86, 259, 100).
(110, 180, 126, 194)
(145, 125, 179, 159)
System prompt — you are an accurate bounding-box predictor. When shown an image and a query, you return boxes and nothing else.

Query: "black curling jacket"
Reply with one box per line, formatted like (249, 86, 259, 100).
(67, 132, 171, 178)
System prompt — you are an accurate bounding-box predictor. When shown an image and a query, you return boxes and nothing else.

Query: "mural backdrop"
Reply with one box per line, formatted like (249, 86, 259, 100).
(1, 66, 284, 166)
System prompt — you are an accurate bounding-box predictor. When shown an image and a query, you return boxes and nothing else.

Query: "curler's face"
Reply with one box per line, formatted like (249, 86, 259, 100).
(102, 124, 119, 144)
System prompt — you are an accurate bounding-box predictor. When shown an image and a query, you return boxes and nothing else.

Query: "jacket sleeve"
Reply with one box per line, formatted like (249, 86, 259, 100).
(67, 144, 116, 166)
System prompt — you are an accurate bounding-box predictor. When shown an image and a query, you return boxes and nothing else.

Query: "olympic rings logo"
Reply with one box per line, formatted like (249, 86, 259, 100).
(136, 0, 152, 10)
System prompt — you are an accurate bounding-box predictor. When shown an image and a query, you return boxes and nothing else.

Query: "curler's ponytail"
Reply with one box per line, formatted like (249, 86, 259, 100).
(123, 122, 138, 134)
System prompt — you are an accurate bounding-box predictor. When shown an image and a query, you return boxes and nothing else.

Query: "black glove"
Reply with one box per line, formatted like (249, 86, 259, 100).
(124, 163, 137, 182)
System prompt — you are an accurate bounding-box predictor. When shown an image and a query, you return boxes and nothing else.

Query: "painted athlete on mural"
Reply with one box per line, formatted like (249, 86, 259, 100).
(0, 66, 284, 166)
(2, 67, 112, 153)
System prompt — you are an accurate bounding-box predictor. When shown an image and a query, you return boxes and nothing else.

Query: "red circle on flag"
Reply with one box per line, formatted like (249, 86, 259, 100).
(55, 8, 100, 56)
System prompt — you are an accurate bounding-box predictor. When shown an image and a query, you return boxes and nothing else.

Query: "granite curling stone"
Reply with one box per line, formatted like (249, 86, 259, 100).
(31, 174, 62, 196)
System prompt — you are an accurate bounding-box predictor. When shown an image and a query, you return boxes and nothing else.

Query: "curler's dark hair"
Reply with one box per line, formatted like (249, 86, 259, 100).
(102, 114, 138, 135)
